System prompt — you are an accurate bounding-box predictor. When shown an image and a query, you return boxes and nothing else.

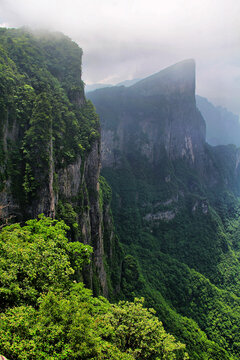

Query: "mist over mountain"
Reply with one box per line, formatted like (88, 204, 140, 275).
(85, 83, 113, 93)
(85, 78, 140, 93)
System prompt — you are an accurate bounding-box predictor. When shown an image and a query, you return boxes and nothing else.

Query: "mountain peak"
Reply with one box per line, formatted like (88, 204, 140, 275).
(130, 59, 196, 98)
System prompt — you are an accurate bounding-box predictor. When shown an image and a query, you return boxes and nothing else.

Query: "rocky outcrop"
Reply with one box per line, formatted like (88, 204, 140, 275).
(144, 210, 176, 222)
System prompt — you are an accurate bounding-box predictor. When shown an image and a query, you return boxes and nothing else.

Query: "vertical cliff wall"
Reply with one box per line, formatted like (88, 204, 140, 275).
(0, 28, 120, 297)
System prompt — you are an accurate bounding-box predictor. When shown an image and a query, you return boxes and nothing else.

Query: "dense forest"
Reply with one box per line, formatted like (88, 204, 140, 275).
(0, 216, 187, 359)
(0, 28, 240, 360)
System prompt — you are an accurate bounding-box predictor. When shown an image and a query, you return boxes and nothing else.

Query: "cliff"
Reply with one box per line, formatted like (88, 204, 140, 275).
(0, 28, 120, 297)
(90, 60, 240, 191)
(88, 60, 240, 359)
(100, 60, 206, 167)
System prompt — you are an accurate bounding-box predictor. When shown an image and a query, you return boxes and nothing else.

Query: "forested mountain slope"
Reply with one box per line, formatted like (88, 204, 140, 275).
(0, 216, 188, 360)
(0, 27, 122, 297)
(89, 60, 240, 359)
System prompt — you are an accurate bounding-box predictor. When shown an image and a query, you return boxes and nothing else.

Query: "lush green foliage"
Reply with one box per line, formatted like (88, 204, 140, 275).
(0, 216, 187, 359)
(102, 155, 240, 359)
(0, 215, 92, 310)
(0, 27, 120, 303)
(0, 28, 99, 218)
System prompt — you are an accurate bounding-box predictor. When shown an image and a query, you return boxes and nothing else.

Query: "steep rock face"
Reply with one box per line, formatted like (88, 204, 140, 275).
(89, 60, 239, 191)
(0, 28, 121, 297)
(90, 60, 207, 170)
(89, 61, 240, 359)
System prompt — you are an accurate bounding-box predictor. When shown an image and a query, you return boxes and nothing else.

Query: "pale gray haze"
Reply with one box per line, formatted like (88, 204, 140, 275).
(0, 0, 239, 114)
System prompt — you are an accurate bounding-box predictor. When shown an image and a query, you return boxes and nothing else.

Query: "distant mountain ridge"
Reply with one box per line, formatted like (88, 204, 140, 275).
(196, 95, 240, 146)
(85, 78, 140, 93)
(85, 83, 113, 92)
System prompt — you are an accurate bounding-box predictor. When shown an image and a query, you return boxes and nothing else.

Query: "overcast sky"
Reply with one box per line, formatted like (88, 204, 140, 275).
(0, 0, 239, 114)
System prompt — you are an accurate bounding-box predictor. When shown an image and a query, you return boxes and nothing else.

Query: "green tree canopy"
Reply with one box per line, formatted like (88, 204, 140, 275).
(0, 216, 187, 359)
